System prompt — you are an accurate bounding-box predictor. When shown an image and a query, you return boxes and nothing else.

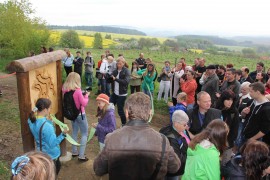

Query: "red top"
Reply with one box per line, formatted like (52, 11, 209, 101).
(98, 60, 102, 68)
(181, 79, 197, 104)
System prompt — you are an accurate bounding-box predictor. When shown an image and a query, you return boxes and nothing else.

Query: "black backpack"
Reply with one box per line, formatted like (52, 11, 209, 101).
(63, 90, 82, 121)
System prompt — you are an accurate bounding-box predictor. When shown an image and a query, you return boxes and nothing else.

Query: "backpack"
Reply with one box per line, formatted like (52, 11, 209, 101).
(63, 90, 81, 121)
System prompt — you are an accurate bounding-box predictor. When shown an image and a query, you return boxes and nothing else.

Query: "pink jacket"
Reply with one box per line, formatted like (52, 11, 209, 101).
(62, 88, 88, 113)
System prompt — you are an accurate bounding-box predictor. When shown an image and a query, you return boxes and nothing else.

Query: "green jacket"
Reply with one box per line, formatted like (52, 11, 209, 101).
(137, 69, 156, 92)
(182, 142, 220, 180)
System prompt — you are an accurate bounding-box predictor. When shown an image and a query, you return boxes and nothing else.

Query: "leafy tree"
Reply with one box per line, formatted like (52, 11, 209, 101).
(93, 33, 103, 49)
(0, 0, 50, 59)
(59, 30, 83, 49)
(105, 34, 112, 39)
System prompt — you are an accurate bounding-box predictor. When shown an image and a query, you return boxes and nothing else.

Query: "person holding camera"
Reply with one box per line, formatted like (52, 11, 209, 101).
(180, 70, 197, 110)
(110, 57, 130, 126)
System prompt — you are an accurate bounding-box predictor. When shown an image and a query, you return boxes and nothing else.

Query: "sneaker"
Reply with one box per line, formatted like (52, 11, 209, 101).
(72, 154, 79, 157)
(78, 157, 89, 162)
(86, 87, 92, 91)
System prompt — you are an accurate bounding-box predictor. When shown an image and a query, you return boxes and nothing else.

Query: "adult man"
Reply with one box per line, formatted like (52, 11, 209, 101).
(241, 82, 270, 145)
(195, 58, 206, 92)
(110, 57, 131, 126)
(73, 51, 84, 78)
(201, 65, 219, 106)
(219, 68, 241, 98)
(187, 91, 222, 138)
(94, 92, 180, 180)
(135, 52, 146, 69)
(249, 62, 266, 82)
(240, 66, 254, 84)
(84, 51, 95, 90)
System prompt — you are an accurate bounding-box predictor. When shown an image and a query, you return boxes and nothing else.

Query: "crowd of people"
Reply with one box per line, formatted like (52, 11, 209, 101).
(10, 49, 270, 179)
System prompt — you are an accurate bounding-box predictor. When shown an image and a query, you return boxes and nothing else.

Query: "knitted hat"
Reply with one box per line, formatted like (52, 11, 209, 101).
(96, 94, 110, 104)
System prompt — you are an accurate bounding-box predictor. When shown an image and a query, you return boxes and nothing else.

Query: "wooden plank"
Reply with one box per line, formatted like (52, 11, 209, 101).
(7, 50, 66, 73)
(55, 60, 67, 156)
(16, 72, 35, 152)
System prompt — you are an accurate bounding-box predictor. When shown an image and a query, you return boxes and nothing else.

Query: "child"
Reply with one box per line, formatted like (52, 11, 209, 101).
(168, 92, 187, 122)
(28, 98, 68, 175)
(92, 94, 116, 151)
(130, 61, 142, 94)
(157, 60, 171, 102)
(11, 151, 55, 180)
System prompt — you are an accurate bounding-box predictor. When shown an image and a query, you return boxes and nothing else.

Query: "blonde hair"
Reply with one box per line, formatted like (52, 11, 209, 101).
(62, 72, 81, 91)
(117, 56, 126, 64)
(177, 92, 187, 102)
(124, 92, 151, 121)
(11, 151, 55, 180)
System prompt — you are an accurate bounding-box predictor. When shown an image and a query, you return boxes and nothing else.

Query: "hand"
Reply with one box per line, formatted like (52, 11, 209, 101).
(168, 102, 174, 107)
(85, 91, 90, 97)
(63, 127, 69, 134)
(111, 75, 116, 80)
(92, 122, 98, 128)
(180, 78, 185, 84)
(242, 107, 250, 115)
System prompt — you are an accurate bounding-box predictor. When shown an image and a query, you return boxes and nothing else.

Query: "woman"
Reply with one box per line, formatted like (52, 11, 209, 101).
(28, 98, 67, 175)
(180, 70, 197, 110)
(256, 72, 266, 84)
(62, 50, 74, 77)
(215, 90, 239, 149)
(222, 140, 270, 180)
(160, 110, 190, 180)
(157, 61, 171, 102)
(168, 62, 185, 106)
(130, 61, 142, 94)
(137, 62, 156, 97)
(62, 72, 89, 162)
(182, 120, 229, 179)
(265, 78, 270, 94)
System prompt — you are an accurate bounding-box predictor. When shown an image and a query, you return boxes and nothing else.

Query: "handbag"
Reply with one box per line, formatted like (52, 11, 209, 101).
(157, 76, 162, 82)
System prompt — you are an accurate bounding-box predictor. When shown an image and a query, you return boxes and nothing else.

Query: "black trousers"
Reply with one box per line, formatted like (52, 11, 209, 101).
(130, 85, 140, 94)
(64, 66, 72, 77)
(54, 157, 61, 175)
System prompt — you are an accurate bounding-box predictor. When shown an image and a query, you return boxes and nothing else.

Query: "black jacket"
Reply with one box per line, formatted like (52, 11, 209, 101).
(222, 108, 239, 147)
(187, 105, 222, 135)
(242, 101, 270, 144)
(73, 57, 84, 74)
(221, 155, 245, 180)
(201, 74, 219, 106)
(159, 125, 188, 176)
(111, 67, 130, 95)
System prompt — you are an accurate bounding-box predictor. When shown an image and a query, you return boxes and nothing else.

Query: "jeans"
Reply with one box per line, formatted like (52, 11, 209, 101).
(85, 72, 93, 87)
(130, 85, 140, 94)
(164, 176, 179, 180)
(99, 142, 105, 152)
(71, 114, 88, 159)
(158, 80, 170, 102)
(143, 89, 153, 98)
(101, 79, 111, 96)
(110, 93, 127, 125)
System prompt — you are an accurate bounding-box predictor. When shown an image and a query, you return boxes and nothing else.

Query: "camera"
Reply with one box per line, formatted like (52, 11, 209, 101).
(82, 89, 89, 95)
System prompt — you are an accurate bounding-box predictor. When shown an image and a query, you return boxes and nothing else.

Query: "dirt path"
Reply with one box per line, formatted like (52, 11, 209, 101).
(0, 73, 170, 180)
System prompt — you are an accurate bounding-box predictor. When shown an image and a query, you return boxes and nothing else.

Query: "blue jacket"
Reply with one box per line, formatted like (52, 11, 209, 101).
(169, 103, 187, 122)
(28, 117, 65, 160)
(96, 103, 116, 143)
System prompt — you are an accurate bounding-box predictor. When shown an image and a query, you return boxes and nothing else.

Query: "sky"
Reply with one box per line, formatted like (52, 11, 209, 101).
(2, 0, 270, 36)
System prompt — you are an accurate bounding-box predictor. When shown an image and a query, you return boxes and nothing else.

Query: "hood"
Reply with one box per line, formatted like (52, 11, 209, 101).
(107, 103, 115, 111)
(226, 156, 245, 177)
(187, 139, 218, 156)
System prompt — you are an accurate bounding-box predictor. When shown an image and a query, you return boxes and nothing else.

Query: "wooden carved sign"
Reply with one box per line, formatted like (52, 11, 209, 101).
(8, 50, 66, 153)
(30, 62, 58, 114)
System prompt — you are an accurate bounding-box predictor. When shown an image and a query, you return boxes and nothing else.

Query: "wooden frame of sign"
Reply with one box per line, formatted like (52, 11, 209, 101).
(8, 50, 67, 155)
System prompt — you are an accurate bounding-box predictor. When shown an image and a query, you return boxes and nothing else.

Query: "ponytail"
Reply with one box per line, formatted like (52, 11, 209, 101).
(28, 98, 51, 123)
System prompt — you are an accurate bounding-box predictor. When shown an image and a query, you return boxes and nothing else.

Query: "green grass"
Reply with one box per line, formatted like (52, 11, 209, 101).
(0, 161, 10, 180)
(0, 100, 20, 124)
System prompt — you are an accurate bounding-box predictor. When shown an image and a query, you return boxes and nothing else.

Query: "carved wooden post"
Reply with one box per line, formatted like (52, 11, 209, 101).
(8, 50, 67, 154)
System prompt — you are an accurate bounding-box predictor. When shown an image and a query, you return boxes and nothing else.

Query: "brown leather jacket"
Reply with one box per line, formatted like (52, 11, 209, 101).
(93, 120, 181, 180)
